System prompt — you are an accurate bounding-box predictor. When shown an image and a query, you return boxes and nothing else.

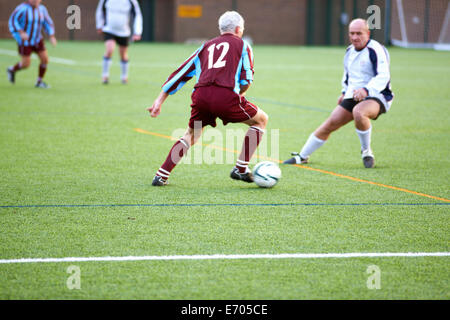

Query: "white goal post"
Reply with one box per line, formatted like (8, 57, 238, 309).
(391, 0, 450, 50)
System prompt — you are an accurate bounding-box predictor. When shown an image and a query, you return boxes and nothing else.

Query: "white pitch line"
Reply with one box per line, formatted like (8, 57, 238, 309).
(0, 48, 76, 65)
(0, 252, 449, 264)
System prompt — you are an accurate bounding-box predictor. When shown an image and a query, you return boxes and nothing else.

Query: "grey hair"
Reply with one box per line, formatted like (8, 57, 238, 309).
(218, 11, 244, 34)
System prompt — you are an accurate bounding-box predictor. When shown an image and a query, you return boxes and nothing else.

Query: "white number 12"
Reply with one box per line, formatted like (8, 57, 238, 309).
(207, 42, 229, 69)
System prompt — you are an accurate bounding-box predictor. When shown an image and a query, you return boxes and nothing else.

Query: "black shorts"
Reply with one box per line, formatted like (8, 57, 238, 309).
(339, 98, 386, 120)
(103, 32, 129, 47)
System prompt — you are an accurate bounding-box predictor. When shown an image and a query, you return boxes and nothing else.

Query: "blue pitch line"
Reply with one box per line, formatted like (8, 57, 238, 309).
(0, 203, 448, 209)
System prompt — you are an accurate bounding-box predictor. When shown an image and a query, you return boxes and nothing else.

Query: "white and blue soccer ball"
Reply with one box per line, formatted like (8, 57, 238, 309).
(253, 161, 281, 188)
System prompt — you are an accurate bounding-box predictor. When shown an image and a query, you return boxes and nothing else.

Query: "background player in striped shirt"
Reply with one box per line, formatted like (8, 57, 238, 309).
(7, 0, 57, 88)
(284, 18, 393, 168)
(96, 0, 143, 84)
(147, 11, 269, 186)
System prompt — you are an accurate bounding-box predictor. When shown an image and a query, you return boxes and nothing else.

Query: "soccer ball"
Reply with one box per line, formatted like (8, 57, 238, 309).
(253, 161, 281, 188)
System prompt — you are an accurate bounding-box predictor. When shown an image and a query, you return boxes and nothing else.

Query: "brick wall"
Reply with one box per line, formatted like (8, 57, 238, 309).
(154, 0, 175, 42)
(1, 0, 448, 45)
(0, 1, 23, 39)
(172, 0, 307, 44)
(231, 0, 307, 45)
(0, 0, 308, 44)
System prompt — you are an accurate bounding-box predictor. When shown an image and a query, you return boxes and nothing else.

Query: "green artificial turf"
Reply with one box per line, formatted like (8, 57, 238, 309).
(0, 39, 448, 299)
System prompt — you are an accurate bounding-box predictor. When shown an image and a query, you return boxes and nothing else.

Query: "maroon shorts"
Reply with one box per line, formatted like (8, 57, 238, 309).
(189, 86, 259, 128)
(18, 39, 45, 56)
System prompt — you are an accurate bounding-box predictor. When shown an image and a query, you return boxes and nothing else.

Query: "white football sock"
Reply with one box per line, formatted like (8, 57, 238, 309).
(120, 60, 129, 81)
(300, 133, 325, 159)
(356, 126, 372, 151)
(102, 56, 112, 78)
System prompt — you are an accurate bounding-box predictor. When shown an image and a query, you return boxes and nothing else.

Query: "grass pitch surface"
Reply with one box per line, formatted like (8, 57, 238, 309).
(0, 39, 449, 299)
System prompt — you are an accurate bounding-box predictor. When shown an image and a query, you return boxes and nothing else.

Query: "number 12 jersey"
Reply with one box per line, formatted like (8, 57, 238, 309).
(162, 33, 254, 95)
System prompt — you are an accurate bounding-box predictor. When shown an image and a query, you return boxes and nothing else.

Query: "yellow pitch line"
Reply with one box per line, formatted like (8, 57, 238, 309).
(134, 127, 175, 140)
(291, 164, 450, 202)
(134, 128, 450, 202)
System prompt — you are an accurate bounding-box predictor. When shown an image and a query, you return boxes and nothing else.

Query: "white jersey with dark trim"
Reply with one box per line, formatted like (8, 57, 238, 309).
(341, 39, 393, 106)
(96, 0, 143, 38)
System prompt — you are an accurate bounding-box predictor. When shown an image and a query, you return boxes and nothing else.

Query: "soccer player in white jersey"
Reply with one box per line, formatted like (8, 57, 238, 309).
(95, 0, 143, 84)
(284, 18, 393, 168)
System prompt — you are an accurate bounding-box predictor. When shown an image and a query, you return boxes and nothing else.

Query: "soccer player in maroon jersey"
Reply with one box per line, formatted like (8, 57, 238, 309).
(7, 0, 57, 88)
(147, 11, 268, 186)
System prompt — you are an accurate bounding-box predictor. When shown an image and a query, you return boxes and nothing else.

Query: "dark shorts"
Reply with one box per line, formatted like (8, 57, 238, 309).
(189, 86, 259, 128)
(103, 32, 129, 47)
(339, 97, 386, 120)
(18, 39, 45, 56)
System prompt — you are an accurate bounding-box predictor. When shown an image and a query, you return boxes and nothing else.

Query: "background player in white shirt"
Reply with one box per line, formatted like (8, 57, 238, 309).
(96, 0, 143, 84)
(284, 18, 393, 168)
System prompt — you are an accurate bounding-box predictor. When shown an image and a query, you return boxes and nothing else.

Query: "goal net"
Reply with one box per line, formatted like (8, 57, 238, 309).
(391, 0, 450, 50)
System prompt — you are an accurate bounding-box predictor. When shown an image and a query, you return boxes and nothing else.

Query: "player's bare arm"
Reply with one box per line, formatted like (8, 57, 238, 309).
(147, 91, 169, 118)
(49, 35, 57, 47)
(239, 83, 251, 96)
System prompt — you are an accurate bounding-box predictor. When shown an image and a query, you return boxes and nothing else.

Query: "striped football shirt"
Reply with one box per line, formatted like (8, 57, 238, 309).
(9, 2, 55, 46)
(162, 33, 254, 95)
